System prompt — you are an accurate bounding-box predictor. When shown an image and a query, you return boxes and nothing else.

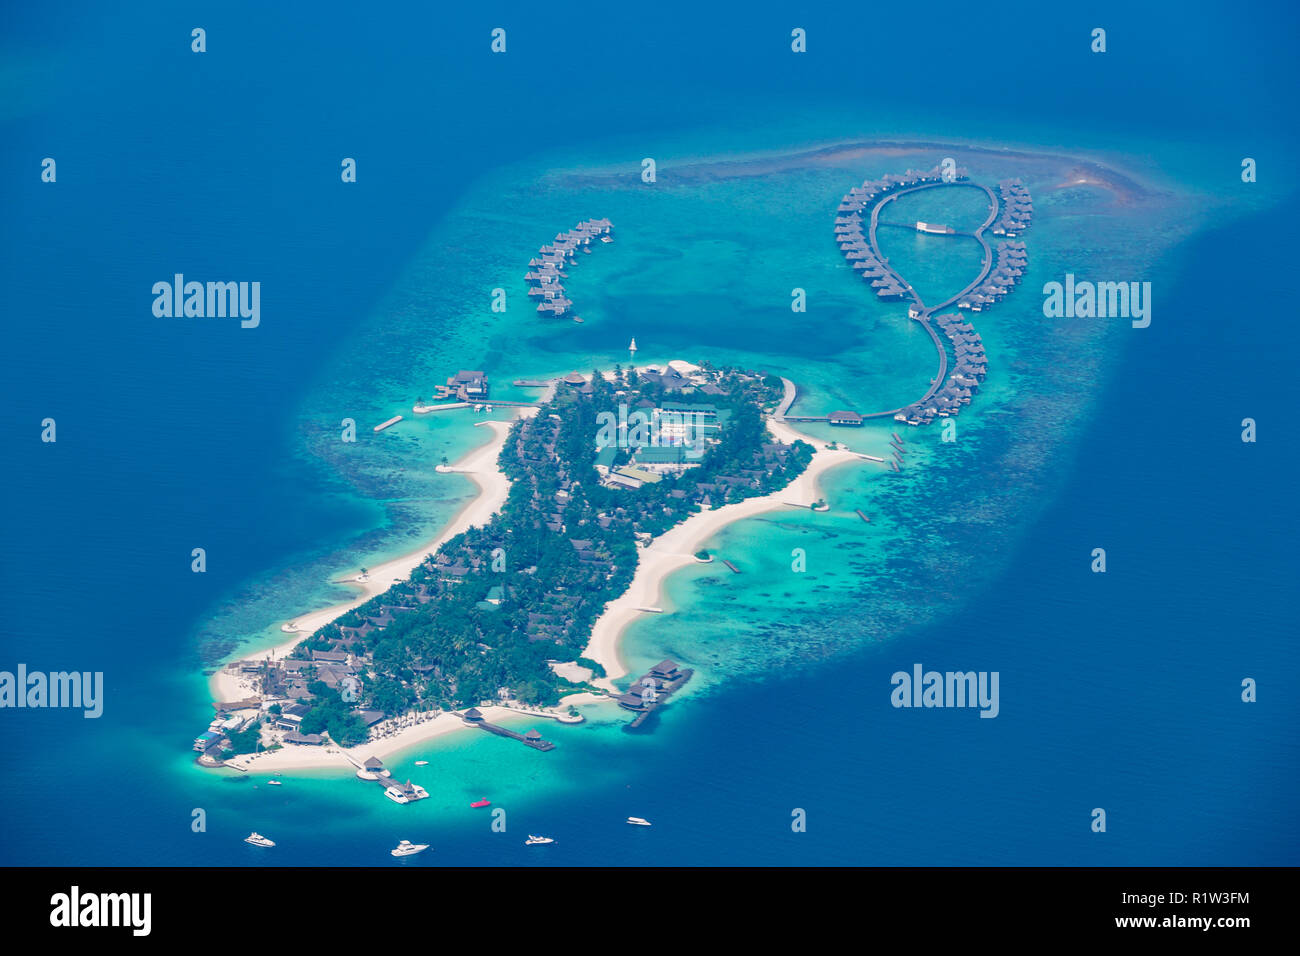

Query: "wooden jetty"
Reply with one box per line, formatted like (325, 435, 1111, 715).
(856, 509, 871, 522)
(721, 559, 741, 573)
(460, 708, 555, 751)
(616, 660, 694, 729)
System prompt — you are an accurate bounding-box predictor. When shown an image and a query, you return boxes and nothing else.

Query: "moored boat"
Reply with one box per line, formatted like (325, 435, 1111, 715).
(391, 840, 430, 857)
(470, 798, 491, 808)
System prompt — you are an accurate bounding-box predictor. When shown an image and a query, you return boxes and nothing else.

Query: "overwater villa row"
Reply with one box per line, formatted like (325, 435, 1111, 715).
(992, 179, 1033, 237)
(956, 239, 1028, 312)
(525, 217, 614, 319)
(835, 164, 970, 302)
(894, 313, 989, 425)
(835, 164, 970, 215)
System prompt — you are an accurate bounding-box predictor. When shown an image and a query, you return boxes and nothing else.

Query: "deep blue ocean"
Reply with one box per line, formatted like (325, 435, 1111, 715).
(1, 1, 1297, 865)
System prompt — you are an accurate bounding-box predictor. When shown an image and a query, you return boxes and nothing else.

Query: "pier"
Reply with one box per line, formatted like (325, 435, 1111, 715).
(459, 708, 555, 751)
(373, 415, 403, 432)
(721, 559, 741, 573)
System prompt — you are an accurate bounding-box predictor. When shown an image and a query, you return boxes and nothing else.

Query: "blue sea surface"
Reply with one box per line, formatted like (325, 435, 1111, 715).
(1, 1, 1297, 865)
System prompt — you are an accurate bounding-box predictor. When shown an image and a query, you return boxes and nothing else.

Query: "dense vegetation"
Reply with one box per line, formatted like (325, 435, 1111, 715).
(282, 364, 812, 736)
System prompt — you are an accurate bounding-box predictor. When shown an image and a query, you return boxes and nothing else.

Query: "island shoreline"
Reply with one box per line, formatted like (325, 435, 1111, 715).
(582, 418, 872, 689)
(208, 416, 520, 704)
(206, 378, 874, 773)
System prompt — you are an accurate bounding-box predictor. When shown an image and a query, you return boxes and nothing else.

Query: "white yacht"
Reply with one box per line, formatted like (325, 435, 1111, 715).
(244, 832, 275, 847)
(266, 780, 282, 786)
(525, 835, 554, 846)
(390, 840, 430, 857)
(414, 760, 429, 766)
(626, 817, 652, 827)
(384, 781, 430, 805)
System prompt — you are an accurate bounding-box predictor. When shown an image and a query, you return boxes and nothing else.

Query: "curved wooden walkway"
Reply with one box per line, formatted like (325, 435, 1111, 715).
(860, 181, 999, 419)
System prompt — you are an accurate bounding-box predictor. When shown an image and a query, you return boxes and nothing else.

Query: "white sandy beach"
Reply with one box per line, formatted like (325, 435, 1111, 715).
(220, 693, 604, 774)
(205, 374, 879, 771)
(582, 417, 878, 689)
(209, 416, 520, 704)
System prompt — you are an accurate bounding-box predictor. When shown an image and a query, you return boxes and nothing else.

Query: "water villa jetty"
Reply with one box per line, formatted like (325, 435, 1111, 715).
(992, 178, 1034, 237)
(460, 707, 555, 751)
(526, 218, 614, 319)
(830, 165, 1034, 428)
(616, 659, 694, 728)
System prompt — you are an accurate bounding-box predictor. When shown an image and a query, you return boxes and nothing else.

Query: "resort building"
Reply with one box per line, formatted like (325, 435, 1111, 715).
(828, 410, 865, 427)
(446, 370, 489, 400)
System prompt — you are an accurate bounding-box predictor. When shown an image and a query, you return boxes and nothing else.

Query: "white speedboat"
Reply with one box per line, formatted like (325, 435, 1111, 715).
(390, 840, 430, 857)
(414, 760, 429, 766)
(267, 780, 282, 786)
(525, 835, 554, 845)
(626, 817, 652, 827)
(244, 832, 275, 847)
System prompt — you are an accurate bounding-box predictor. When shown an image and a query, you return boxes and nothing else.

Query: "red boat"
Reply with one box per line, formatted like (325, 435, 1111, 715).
(470, 798, 491, 809)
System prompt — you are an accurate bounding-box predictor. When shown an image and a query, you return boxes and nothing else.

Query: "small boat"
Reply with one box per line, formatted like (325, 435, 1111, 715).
(414, 760, 429, 767)
(266, 780, 282, 786)
(391, 840, 430, 857)
(244, 832, 275, 847)
(525, 835, 554, 846)
(470, 798, 491, 809)
(626, 817, 652, 827)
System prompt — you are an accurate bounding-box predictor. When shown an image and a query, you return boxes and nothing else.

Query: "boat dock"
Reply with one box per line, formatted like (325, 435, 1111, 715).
(616, 660, 694, 729)
(856, 509, 871, 522)
(721, 559, 741, 573)
(459, 708, 555, 751)
(373, 415, 403, 432)
(526, 218, 614, 320)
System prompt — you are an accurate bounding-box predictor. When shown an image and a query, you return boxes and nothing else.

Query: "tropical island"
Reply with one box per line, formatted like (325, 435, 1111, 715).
(199, 361, 826, 764)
